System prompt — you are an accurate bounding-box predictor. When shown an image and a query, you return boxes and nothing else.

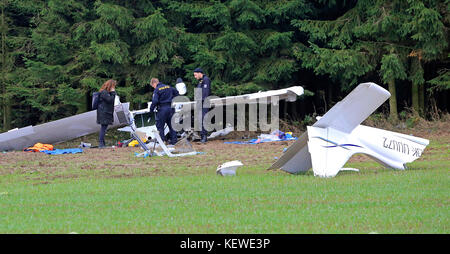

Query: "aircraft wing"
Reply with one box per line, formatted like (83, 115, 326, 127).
(172, 86, 304, 109)
(247, 86, 304, 102)
(268, 131, 311, 173)
(0, 103, 130, 151)
(313, 82, 390, 133)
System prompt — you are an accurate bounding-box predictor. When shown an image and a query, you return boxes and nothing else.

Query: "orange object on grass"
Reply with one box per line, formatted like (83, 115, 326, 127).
(23, 143, 54, 152)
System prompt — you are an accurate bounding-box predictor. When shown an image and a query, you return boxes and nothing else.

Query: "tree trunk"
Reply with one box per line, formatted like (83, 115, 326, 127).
(411, 80, 419, 115)
(411, 57, 425, 117)
(388, 79, 398, 122)
(418, 82, 425, 117)
(291, 101, 297, 120)
(327, 82, 333, 109)
(78, 91, 89, 113)
(3, 97, 10, 130)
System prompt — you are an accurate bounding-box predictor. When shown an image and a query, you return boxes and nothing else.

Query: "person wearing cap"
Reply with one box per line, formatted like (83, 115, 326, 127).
(149, 78, 179, 145)
(193, 68, 211, 143)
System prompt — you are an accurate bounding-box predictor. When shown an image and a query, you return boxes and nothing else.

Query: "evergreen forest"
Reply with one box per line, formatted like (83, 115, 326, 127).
(1, 0, 449, 131)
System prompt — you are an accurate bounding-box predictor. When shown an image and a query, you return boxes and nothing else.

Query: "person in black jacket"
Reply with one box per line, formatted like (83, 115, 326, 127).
(96, 79, 117, 148)
(150, 78, 179, 145)
(193, 68, 211, 143)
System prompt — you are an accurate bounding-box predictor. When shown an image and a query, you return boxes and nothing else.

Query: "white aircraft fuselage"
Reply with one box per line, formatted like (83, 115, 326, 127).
(270, 82, 429, 177)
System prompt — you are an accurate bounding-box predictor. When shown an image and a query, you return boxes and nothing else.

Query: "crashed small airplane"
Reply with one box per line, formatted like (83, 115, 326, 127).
(118, 85, 304, 140)
(269, 82, 429, 177)
(0, 86, 304, 151)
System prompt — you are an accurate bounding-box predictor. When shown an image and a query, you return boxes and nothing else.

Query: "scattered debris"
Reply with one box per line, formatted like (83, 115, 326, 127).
(79, 142, 92, 148)
(224, 130, 297, 145)
(135, 131, 198, 158)
(208, 124, 234, 140)
(23, 143, 54, 152)
(117, 138, 134, 147)
(171, 137, 196, 154)
(40, 148, 83, 155)
(340, 168, 360, 172)
(216, 160, 243, 176)
(128, 140, 141, 147)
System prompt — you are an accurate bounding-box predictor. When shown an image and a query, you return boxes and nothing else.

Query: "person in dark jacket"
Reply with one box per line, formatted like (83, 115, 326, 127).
(150, 78, 179, 145)
(96, 79, 117, 148)
(193, 67, 211, 143)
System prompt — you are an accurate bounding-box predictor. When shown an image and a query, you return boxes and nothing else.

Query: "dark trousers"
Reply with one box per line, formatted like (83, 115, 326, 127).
(156, 107, 177, 145)
(99, 124, 108, 146)
(201, 107, 209, 137)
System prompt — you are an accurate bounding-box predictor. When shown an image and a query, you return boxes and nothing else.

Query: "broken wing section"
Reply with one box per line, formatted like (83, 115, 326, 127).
(0, 126, 35, 152)
(247, 86, 304, 102)
(0, 103, 130, 151)
(173, 86, 304, 109)
(313, 82, 390, 133)
(268, 131, 312, 174)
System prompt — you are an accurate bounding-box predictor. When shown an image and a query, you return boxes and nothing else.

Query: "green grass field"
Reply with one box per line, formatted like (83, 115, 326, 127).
(0, 129, 448, 234)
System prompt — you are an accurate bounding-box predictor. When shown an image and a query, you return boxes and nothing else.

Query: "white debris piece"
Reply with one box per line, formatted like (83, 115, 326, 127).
(216, 160, 243, 176)
(340, 168, 360, 172)
(208, 124, 234, 140)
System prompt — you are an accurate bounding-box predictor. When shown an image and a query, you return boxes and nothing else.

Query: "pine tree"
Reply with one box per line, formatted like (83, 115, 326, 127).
(1, 0, 43, 129)
(380, 53, 407, 121)
(74, 0, 134, 108)
(1, 0, 448, 129)
(292, 0, 448, 120)
(131, 7, 179, 103)
(166, 0, 313, 98)
(1, 0, 9, 131)
(405, 0, 448, 116)
(17, 0, 89, 122)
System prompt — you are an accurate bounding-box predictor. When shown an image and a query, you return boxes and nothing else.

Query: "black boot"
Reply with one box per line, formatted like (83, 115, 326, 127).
(201, 134, 207, 143)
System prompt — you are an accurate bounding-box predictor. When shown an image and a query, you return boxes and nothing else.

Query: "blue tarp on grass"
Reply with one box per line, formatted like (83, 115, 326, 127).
(40, 148, 83, 155)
